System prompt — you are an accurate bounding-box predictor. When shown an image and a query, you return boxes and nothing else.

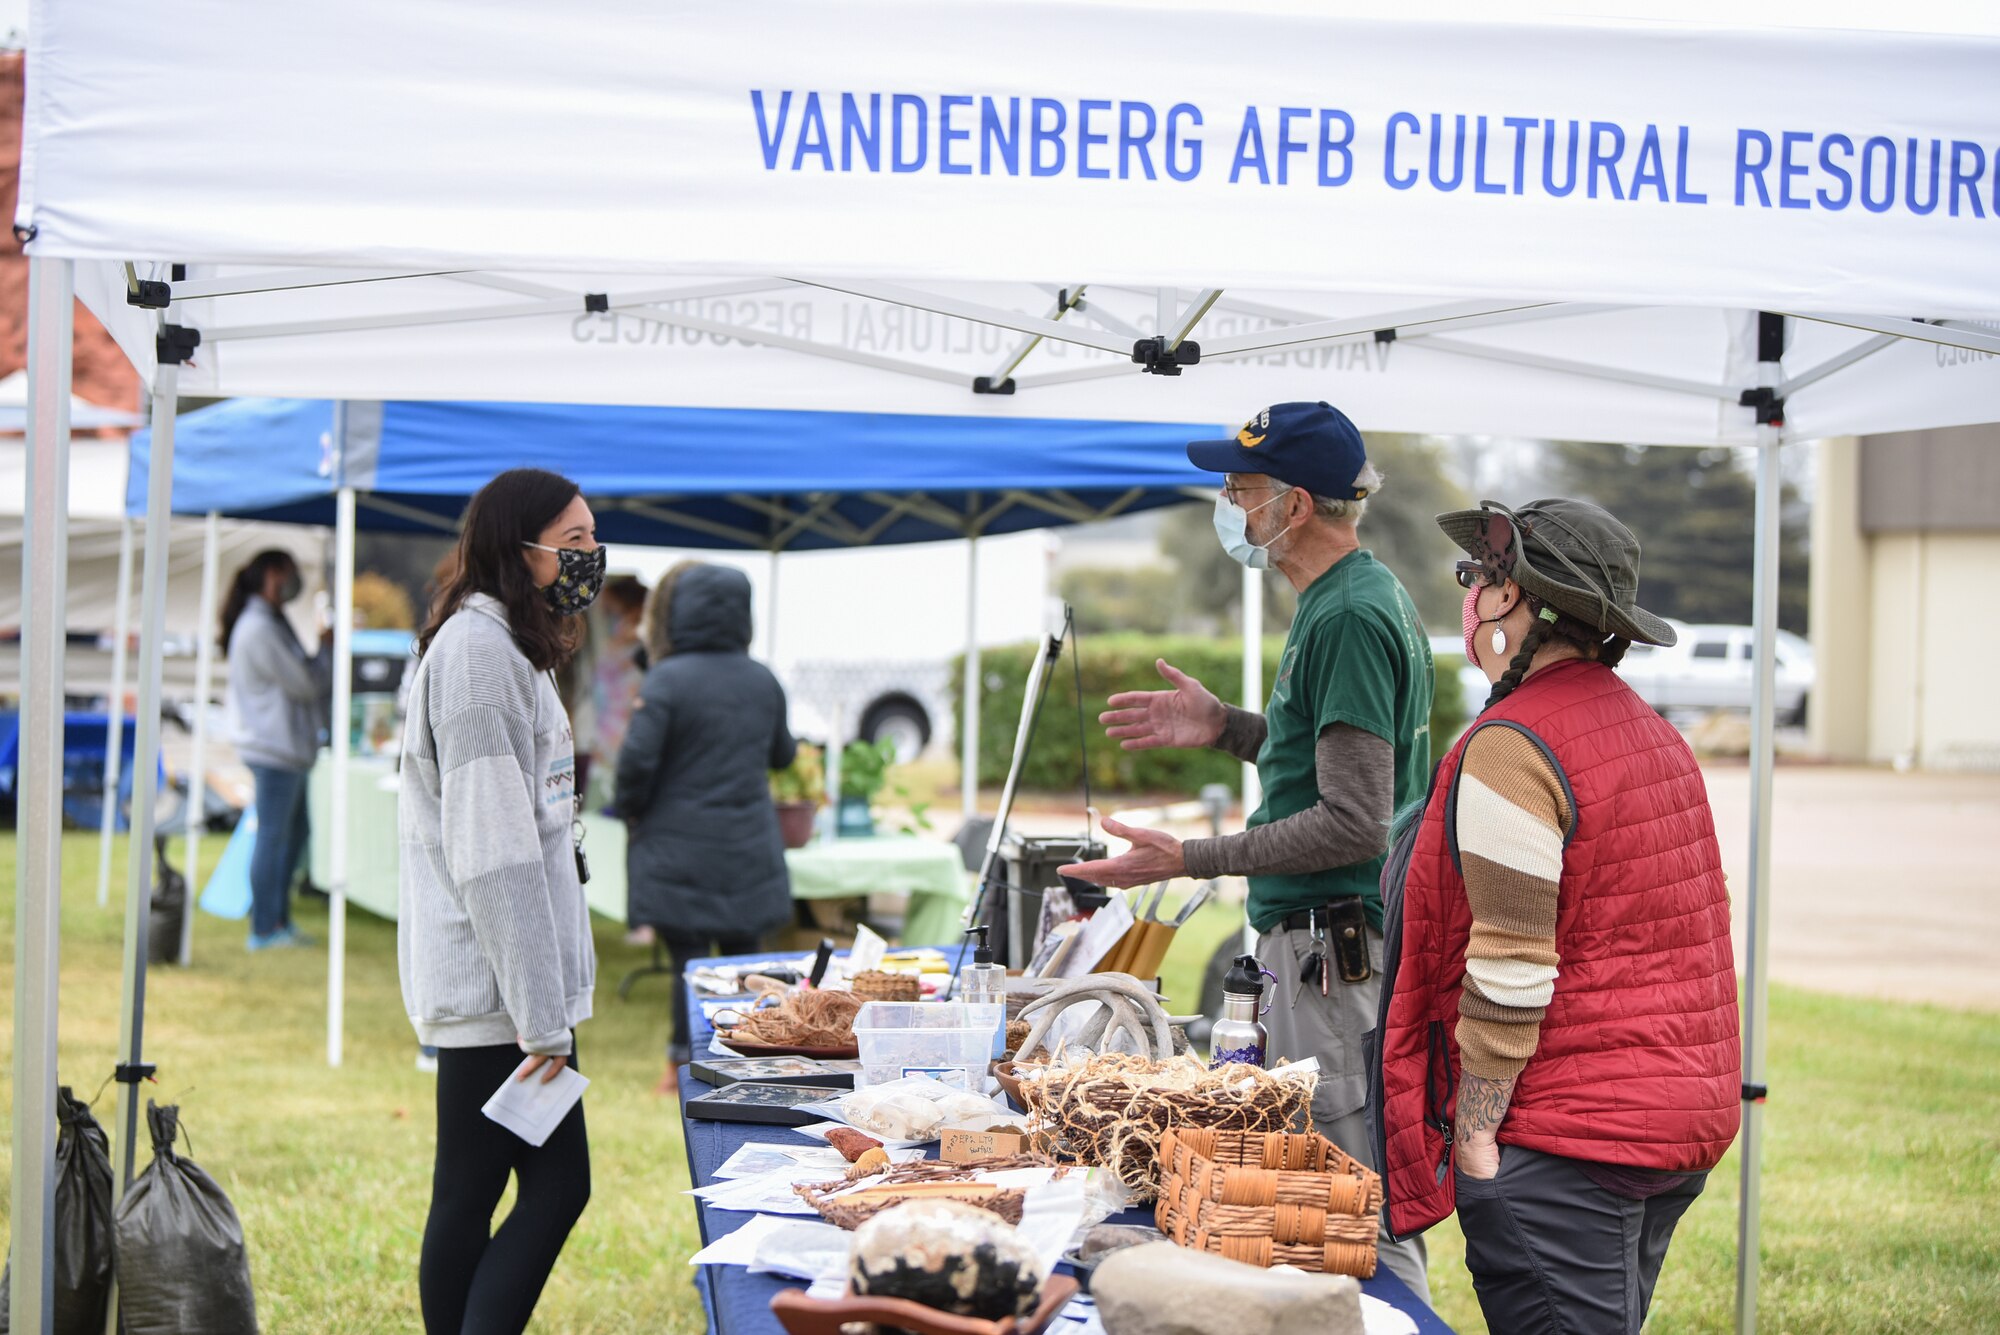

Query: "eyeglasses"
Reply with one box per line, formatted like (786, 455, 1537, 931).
(1454, 562, 1493, 590)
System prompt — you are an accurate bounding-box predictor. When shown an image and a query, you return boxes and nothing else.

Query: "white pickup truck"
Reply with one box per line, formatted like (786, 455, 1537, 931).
(1618, 620, 1814, 724)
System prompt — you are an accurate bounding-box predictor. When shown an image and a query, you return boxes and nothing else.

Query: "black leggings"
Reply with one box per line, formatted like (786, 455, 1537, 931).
(421, 1041, 591, 1335)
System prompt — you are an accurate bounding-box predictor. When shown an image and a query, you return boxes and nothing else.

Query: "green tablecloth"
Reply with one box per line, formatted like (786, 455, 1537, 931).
(310, 763, 969, 944)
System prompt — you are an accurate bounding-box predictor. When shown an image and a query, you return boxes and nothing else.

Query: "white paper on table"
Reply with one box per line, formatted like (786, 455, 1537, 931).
(748, 1220, 852, 1281)
(1051, 891, 1134, 979)
(847, 923, 888, 975)
(688, 1213, 796, 1267)
(712, 1142, 830, 1180)
(1273, 1056, 1321, 1083)
(1361, 1293, 1421, 1335)
(805, 1276, 847, 1302)
(479, 1058, 588, 1147)
(688, 1170, 823, 1215)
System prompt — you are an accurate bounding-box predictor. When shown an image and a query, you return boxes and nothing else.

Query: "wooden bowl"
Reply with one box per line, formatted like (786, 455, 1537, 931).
(771, 1274, 1079, 1335)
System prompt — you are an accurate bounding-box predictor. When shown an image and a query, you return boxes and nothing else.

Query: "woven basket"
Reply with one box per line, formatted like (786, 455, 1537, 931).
(851, 971, 923, 1002)
(1154, 1128, 1383, 1278)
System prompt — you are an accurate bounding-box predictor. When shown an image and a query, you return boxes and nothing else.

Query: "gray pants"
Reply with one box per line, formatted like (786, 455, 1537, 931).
(1259, 924, 1431, 1306)
(1456, 1144, 1706, 1334)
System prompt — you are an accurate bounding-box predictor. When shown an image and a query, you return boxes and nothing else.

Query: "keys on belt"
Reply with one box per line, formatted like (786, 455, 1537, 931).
(1284, 899, 1372, 990)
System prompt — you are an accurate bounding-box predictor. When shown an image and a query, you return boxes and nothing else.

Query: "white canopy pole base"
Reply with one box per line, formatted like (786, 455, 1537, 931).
(11, 254, 75, 1335)
(327, 479, 355, 1067)
(1240, 562, 1264, 813)
(116, 355, 180, 1189)
(98, 514, 136, 907)
(1735, 321, 1785, 1335)
(764, 547, 780, 661)
(961, 533, 981, 823)
(179, 510, 221, 964)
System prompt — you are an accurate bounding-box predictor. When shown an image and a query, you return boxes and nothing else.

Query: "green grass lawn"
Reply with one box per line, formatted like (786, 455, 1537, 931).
(5, 832, 1998, 1333)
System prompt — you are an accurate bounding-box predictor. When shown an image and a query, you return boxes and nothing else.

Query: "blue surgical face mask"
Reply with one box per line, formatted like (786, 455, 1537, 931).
(1212, 487, 1293, 570)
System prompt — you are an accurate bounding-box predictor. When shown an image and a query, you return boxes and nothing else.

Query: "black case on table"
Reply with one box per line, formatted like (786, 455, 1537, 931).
(683, 1082, 838, 1127)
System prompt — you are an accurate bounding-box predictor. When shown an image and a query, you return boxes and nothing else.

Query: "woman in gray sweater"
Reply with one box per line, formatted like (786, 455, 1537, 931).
(399, 468, 605, 1335)
(220, 549, 331, 951)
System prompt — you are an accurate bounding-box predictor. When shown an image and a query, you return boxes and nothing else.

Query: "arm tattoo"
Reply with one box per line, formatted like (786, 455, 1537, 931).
(1457, 1070, 1516, 1139)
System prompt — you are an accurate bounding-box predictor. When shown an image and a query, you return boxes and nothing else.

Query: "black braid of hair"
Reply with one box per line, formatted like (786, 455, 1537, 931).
(1598, 636, 1632, 670)
(1483, 610, 1555, 712)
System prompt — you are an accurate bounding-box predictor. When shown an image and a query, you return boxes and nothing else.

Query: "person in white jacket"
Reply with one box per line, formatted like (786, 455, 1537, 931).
(220, 549, 331, 951)
(399, 467, 605, 1335)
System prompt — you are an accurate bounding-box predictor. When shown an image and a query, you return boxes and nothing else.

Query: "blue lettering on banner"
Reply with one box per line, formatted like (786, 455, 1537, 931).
(1230, 106, 1270, 185)
(1385, 111, 1419, 189)
(738, 90, 1994, 222)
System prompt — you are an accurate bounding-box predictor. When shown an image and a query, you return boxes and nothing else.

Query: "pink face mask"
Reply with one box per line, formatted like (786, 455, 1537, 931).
(1461, 586, 1484, 667)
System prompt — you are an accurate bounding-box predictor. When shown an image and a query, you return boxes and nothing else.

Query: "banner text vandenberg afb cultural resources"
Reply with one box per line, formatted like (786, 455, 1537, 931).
(750, 92, 1998, 221)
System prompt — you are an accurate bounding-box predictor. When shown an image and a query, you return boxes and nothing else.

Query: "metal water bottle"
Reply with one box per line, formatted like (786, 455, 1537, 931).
(1209, 954, 1270, 1069)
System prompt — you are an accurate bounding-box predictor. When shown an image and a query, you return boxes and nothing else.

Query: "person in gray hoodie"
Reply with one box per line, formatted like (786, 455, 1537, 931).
(219, 549, 331, 950)
(399, 467, 605, 1335)
(615, 560, 796, 1090)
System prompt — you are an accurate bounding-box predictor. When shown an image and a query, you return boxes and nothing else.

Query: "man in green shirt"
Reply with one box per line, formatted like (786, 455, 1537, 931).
(1061, 401, 1434, 1301)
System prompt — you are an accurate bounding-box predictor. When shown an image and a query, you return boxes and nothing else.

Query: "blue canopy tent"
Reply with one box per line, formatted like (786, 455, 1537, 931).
(127, 397, 1220, 548)
(125, 395, 1229, 1052)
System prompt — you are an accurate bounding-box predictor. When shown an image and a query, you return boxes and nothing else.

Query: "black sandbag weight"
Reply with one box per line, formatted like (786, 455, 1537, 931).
(112, 1102, 259, 1335)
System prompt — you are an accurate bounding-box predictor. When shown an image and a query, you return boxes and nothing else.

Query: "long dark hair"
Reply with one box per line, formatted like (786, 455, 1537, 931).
(418, 468, 583, 672)
(218, 549, 298, 654)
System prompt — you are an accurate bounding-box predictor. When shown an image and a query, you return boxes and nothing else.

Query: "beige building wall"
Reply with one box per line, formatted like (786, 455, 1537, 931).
(1814, 426, 2000, 771)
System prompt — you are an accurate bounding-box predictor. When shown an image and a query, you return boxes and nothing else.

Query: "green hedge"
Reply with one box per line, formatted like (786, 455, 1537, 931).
(954, 634, 1467, 795)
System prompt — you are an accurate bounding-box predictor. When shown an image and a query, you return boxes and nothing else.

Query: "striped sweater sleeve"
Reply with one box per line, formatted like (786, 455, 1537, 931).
(1454, 725, 1573, 1081)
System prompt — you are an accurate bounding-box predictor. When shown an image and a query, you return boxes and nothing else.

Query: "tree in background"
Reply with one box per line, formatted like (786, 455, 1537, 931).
(351, 571, 416, 629)
(1547, 442, 1809, 633)
(1157, 433, 1471, 636)
(1057, 565, 1179, 635)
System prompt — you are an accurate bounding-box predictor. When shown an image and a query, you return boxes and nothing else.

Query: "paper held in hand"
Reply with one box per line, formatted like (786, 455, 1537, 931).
(482, 1057, 589, 1146)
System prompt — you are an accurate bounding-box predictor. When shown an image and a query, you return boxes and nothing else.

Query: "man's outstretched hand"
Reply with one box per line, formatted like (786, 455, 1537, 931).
(1058, 815, 1185, 889)
(1100, 659, 1225, 752)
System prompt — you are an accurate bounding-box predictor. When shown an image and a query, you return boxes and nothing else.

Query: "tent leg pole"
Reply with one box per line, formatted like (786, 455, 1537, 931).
(99, 514, 135, 907)
(328, 485, 355, 1067)
(765, 548, 780, 660)
(179, 511, 220, 964)
(961, 534, 981, 823)
(1239, 563, 1263, 813)
(118, 357, 180, 1190)
(12, 255, 75, 1335)
(1735, 332, 1784, 1335)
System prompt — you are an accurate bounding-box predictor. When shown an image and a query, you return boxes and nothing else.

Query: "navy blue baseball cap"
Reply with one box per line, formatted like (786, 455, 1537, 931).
(1187, 401, 1369, 501)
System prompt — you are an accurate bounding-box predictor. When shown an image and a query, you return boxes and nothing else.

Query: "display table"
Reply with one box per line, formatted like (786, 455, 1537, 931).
(678, 955, 1453, 1335)
(310, 766, 970, 947)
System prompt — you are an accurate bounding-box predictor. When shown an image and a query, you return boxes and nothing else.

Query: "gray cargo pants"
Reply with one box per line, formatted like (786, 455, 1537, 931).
(1258, 922, 1432, 1307)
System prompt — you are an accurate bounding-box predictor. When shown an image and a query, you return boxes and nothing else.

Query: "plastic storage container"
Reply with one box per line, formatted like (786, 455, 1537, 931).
(852, 1001, 1006, 1091)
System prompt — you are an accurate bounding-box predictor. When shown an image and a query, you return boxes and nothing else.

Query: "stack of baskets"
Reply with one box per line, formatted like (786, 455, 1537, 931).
(849, 971, 923, 1002)
(1154, 1128, 1383, 1278)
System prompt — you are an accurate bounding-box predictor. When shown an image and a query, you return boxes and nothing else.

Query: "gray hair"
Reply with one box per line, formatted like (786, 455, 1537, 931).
(1311, 461, 1384, 524)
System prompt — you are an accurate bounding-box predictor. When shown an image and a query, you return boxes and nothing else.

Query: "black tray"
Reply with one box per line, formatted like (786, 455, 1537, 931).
(684, 1081, 838, 1127)
(693, 1056, 857, 1089)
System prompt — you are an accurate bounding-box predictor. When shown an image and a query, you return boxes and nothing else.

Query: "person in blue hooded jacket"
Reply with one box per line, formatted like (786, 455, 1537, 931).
(615, 561, 797, 1091)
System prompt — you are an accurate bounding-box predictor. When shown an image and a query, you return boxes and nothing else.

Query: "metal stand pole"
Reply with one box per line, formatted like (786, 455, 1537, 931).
(1240, 563, 1264, 812)
(765, 547, 780, 661)
(179, 510, 220, 964)
(11, 254, 75, 1335)
(98, 514, 135, 907)
(327, 475, 355, 1066)
(961, 534, 982, 822)
(1735, 315, 1785, 1335)
(115, 357, 180, 1190)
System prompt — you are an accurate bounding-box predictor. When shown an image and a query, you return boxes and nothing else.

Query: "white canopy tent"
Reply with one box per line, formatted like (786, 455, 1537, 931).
(11, 3, 2000, 1332)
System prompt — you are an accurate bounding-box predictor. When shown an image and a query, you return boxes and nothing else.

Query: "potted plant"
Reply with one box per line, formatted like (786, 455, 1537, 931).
(836, 739, 894, 837)
(769, 743, 825, 849)
(836, 739, 934, 838)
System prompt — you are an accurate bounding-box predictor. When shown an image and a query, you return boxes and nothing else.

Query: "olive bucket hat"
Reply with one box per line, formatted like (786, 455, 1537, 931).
(1436, 498, 1678, 648)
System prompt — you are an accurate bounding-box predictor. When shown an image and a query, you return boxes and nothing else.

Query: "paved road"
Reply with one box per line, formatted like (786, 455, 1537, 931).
(1702, 764, 2000, 1012)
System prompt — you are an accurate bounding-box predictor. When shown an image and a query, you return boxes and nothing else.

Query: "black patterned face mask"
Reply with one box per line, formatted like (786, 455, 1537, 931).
(523, 541, 608, 616)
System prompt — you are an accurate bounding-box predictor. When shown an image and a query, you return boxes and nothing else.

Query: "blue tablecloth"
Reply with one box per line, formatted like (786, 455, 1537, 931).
(678, 956, 1454, 1335)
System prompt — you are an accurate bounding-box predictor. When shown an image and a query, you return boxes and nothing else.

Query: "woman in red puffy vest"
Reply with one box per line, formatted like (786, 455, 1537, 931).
(1371, 498, 1740, 1334)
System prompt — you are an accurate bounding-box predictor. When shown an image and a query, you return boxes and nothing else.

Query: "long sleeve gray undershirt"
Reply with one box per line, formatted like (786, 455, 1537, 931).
(1182, 718, 1394, 879)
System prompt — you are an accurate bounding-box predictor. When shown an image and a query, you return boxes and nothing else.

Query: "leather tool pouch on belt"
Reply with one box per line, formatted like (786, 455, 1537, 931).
(1329, 897, 1372, 984)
